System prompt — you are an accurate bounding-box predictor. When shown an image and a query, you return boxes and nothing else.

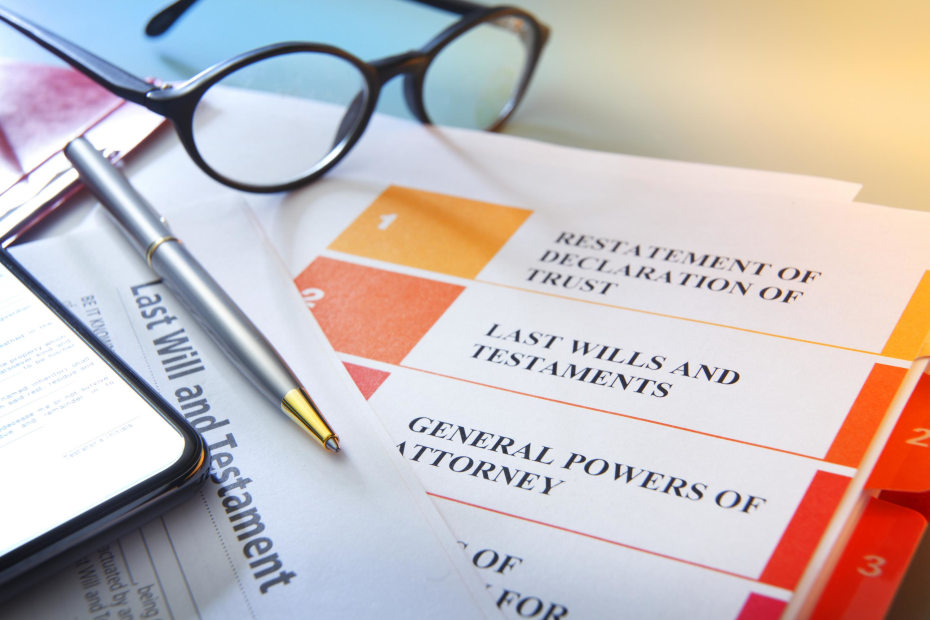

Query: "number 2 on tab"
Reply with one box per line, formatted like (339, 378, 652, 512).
(301, 288, 324, 309)
(378, 214, 397, 230)
(905, 427, 930, 447)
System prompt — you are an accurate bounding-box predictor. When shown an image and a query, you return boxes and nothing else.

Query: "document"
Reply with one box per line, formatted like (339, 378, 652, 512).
(28, 87, 911, 618)
(284, 179, 930, 617)
(191, 107, 924, 617)
(5, 198, 497, 618)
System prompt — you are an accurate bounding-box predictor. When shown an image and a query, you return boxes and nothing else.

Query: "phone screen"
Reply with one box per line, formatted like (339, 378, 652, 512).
(0, 258, 191, 559)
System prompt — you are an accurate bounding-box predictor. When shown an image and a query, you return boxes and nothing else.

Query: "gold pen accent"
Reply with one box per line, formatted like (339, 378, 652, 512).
(145, 235, 178, 266)
(282, 387, 340, 453)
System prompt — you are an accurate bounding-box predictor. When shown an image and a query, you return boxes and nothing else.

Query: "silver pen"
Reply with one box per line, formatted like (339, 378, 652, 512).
(64, 137, 340, 453)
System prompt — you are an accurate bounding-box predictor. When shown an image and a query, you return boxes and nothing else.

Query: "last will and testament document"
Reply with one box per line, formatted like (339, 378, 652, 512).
(4, 199, 497, 618)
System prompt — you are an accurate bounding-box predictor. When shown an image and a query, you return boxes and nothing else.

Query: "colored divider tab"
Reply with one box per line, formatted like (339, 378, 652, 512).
(737, 593, 786, 620)
(810, 497, 925, 620)
(295, 256, 463, 365)
(880, 488, 930, 521)
(759, 470, 850, 590)
(343, 362, 390, 401)
(882, 270, 930, 361)
(867, 372, 930, 492)
(825, 364, 907, 468)
(328, 185, 533, 279)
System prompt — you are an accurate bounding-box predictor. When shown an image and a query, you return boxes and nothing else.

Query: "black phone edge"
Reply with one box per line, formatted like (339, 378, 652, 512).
(0, 248, 211, 596)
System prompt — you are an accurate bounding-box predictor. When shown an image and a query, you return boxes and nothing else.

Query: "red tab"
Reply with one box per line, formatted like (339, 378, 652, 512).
(343, 362, 390, 400)
(879, 489, 930, 521)
(868, 372, 930, 491)
(737, 593, 786, 619)
(760, 471, 850, 589)
(810, 497, 925, 620)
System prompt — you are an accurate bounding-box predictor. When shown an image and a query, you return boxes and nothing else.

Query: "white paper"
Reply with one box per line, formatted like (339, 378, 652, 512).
(279, 183, 928, 616)
(5, 198, 498, 618)
(6, 89, 885, 618)
(147, 94, 925, 618)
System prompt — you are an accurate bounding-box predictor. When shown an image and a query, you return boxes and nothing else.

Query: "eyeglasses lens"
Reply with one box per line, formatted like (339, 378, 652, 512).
(191, 50, 368, 188)
(422, 15, 534, 130)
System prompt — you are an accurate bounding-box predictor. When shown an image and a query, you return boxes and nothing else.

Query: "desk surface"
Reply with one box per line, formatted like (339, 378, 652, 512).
(4, 0, 927, 212)
(3, 1, 929, 616)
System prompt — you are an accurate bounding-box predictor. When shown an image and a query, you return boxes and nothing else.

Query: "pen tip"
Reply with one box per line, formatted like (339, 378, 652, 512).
(325, 437, 340, 453)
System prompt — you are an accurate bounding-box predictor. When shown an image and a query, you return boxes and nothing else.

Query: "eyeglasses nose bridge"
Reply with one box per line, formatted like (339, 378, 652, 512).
(370, 51, 430, 84)
(369, 51, 431, 124)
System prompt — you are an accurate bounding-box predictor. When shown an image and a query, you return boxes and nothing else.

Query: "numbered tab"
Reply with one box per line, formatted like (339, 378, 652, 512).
(868, 372, 930, 491)
(342, 362, 390, 401)
(759, 471, 850, 590)
(328, 185, 532, 278)
(810, 497, 925, 619)
(879, 488, 930, 521)
(737, 593, 786, 620)
(881, 271, 930, 361)
(295, 256, 463, 364)
(825, 364, 907, 468)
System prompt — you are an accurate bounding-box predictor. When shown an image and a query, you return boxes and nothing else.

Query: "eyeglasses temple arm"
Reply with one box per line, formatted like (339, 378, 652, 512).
(145, 0, 199, 37)
(144, 0, 494, 37)
(405, 0, 488, 16)
(416, 1, 551, 47)
(0, 7, 153, 104)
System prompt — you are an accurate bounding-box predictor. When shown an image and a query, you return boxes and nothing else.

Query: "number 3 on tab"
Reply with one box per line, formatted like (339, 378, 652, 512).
(857, 554, 886, 577)
(378, 214, 397, 230)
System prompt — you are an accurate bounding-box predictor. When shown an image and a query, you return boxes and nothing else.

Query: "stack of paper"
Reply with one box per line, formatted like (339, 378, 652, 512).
(244, 96, 929, 619)
(8, 86, 930, 618)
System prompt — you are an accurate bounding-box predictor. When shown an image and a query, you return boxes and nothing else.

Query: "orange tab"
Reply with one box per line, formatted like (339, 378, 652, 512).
(882, 271, 930, 361)
(867, 372, 930, 491)
(328, 185, 532, 279)
(825, 364, 906, 468)
(295, 256, 463, 365)
(810, 497, 925, 620)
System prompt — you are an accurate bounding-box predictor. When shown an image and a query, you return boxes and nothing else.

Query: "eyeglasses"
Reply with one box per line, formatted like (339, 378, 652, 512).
(0, 1, 549, 193)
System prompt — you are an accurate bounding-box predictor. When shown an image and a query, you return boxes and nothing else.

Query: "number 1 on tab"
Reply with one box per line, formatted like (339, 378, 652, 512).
(378, 214, 397, 230)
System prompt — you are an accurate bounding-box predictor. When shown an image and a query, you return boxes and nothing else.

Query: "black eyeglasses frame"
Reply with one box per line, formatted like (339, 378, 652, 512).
(0, 1, 549, 193)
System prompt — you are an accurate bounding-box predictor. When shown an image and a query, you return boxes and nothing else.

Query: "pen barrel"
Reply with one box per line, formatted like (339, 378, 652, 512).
(63, 138, 166, 259)
(150, 240, 298, 403)
(64, 137, 337, 450)
(64, 137, 294, 401)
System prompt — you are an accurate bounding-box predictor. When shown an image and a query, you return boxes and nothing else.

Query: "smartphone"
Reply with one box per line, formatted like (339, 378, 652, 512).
(0, 248, 208, 590)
